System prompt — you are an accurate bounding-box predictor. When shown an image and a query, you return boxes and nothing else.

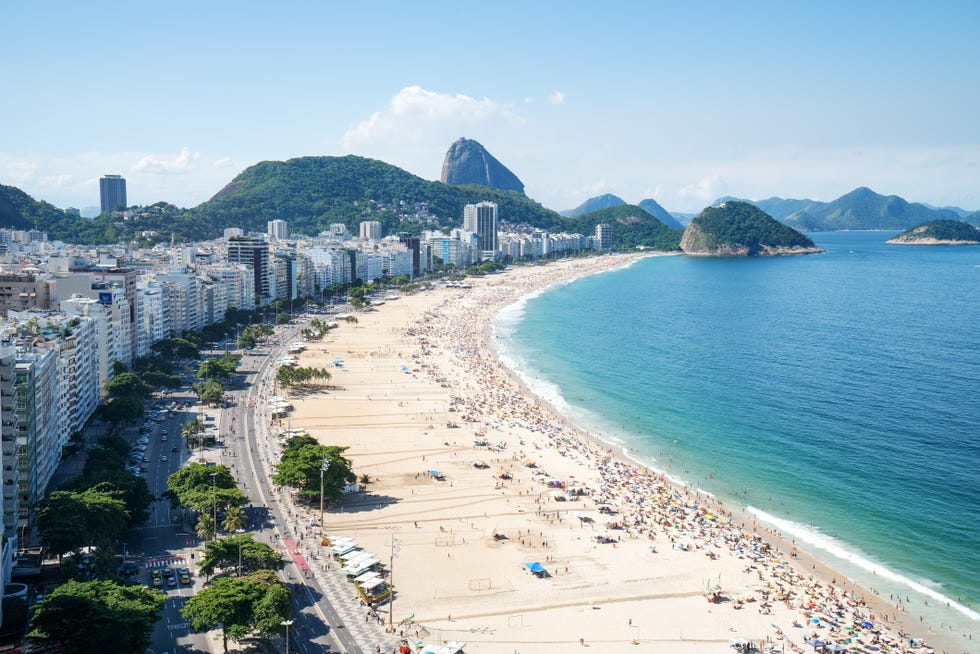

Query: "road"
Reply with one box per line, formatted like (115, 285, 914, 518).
(132, 320, 391, 654)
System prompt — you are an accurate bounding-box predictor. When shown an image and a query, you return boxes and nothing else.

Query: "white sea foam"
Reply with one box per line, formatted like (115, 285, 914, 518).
(747, 506, 980, 621)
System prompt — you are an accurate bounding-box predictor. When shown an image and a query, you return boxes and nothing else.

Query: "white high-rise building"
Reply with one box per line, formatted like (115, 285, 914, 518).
(463, 202, 498, 261)
(268, 219, 288, 241)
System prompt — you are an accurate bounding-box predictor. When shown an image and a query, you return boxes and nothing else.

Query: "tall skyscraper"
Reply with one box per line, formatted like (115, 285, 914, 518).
(463, 201, 498, 260)
(267, 219, 288, 241)
(227, 236, 273, 306)
(99, 175, 127, 213)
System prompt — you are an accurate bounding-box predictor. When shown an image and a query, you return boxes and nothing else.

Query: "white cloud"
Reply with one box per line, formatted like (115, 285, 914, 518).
(132, 146, 199, 174)
(4, 161, 39, 184)
(341, 86, 524, 151)
(547, 91, 566, 106)
(213, 156, 233, 167)
(678, 175, 728, 206)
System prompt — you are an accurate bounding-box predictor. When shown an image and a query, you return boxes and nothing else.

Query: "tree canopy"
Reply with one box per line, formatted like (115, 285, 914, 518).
(198, 533, 284, 577)
(28, 579, 164, 654)
(181, 570, 290, 653)
(271, 437, 355, 502)
(165, 463, 247, 515)
(36, 489, 129, 557)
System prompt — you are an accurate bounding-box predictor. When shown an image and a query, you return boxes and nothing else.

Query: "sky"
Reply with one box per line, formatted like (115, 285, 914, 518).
(2, 1, 979, 215)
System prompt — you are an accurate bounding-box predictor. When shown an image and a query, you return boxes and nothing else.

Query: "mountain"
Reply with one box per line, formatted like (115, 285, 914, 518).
(560, 194, 626, 218)
(680, 201, 821, 256)
(709, 188, 963, 231)
(965, 209, 980, 227)
(566, 205, 682, 251)
(808, 187, 962, 231)
(186, 155, 561, 240)
(921, 203, 972, 218)
(0, 184, 65, 230)
(440, 138, 524, 194)
(637, 199, 684, 229)
(887, 220, 980, 245)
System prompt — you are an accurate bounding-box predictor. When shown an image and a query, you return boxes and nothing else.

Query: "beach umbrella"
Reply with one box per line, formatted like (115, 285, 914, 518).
(805, 639, 826, 649)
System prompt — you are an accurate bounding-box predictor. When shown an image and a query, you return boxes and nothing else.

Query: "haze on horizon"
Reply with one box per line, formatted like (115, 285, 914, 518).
(2, 1, 978, 215)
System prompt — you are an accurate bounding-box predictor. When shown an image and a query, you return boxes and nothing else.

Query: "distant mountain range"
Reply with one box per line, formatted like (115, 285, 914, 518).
(562, 195, 684, 229)
(3, 139, 978, 244)
(569, 187, 977, 232)
(711, 187, 978, 231)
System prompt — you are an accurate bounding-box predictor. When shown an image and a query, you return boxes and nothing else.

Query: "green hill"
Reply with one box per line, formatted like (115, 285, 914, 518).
(0, 184, 68, 230)
(560, 194, 626, 218)
(567, 204, 682, 251)
(183, 155, 565, 239)
(680, 201, 820, 256)
(887, 220, 980, 245)
(637, 199, 684, 229)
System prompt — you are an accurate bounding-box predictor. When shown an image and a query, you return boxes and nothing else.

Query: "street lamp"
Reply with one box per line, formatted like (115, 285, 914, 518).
(319, 459, 330, 537)
(210, 472, 218, 541)
(385, 528, 401, 631)
(281, 619, 293, 654)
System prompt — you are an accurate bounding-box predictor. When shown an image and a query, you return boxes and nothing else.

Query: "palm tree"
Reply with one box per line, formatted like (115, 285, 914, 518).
(196, 514, 215, 541)
(222, 506, 245, 534)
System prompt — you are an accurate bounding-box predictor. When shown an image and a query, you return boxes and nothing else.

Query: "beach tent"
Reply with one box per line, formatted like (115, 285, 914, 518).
(805, 639, 827, 650)
(523, 562, 547, 578)
(429, 470, 444, 480)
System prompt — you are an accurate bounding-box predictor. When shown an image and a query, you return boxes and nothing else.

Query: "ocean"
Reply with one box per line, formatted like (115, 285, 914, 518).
(493, 232, 980, 644)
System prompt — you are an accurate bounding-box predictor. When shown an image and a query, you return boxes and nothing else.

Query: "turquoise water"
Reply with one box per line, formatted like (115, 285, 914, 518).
(495, 232, 979, 636)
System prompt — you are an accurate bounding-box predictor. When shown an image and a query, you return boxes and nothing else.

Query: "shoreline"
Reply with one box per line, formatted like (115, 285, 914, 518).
(289, 253, 970, 653)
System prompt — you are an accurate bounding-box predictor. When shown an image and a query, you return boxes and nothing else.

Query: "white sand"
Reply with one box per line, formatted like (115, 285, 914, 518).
(285, 254, 941, 653)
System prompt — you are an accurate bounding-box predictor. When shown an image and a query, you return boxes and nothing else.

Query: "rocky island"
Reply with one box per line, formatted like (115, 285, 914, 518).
(680, 201, 822, 256)
(887, 219, 980, 245)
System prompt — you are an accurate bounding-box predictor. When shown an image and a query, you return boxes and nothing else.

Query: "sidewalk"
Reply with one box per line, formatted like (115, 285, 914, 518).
(216, 328, 399, 654)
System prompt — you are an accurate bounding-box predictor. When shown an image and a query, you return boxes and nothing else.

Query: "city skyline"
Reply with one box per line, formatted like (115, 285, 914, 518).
(2, 1, 978, 214)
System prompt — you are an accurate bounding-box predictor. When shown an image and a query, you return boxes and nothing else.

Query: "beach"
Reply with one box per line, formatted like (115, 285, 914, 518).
(285, 253, 949, 653)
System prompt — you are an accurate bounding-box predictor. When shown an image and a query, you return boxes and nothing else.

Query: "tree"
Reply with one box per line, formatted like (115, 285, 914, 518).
(198, 534, 284, 577)
(193, 378, 225, 405)
(28, 579, 164, 654)
(36, 489, 128, 557)
(100, 395, 144, 424)
(153, 337, 199, 360)
(222, 505, 246, 534)
(103, 372, 152, 399)
(166, 463, 247, 515)
(181, 572, 290, 653)
(272, 439, 356, 502)
(196, 514, 216, 542)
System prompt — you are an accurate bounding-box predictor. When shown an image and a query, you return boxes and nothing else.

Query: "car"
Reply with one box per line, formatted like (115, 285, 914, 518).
(161, 435, 167, 441)
(161, 429, 168, 435)
(167, 577, 177, 588)
(160, 455, 168, 462)
(177, 567, 190, 576)
(179, 573, 190, 585)
(161, 568, 174, 578)
(171, 446, 179, 452)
